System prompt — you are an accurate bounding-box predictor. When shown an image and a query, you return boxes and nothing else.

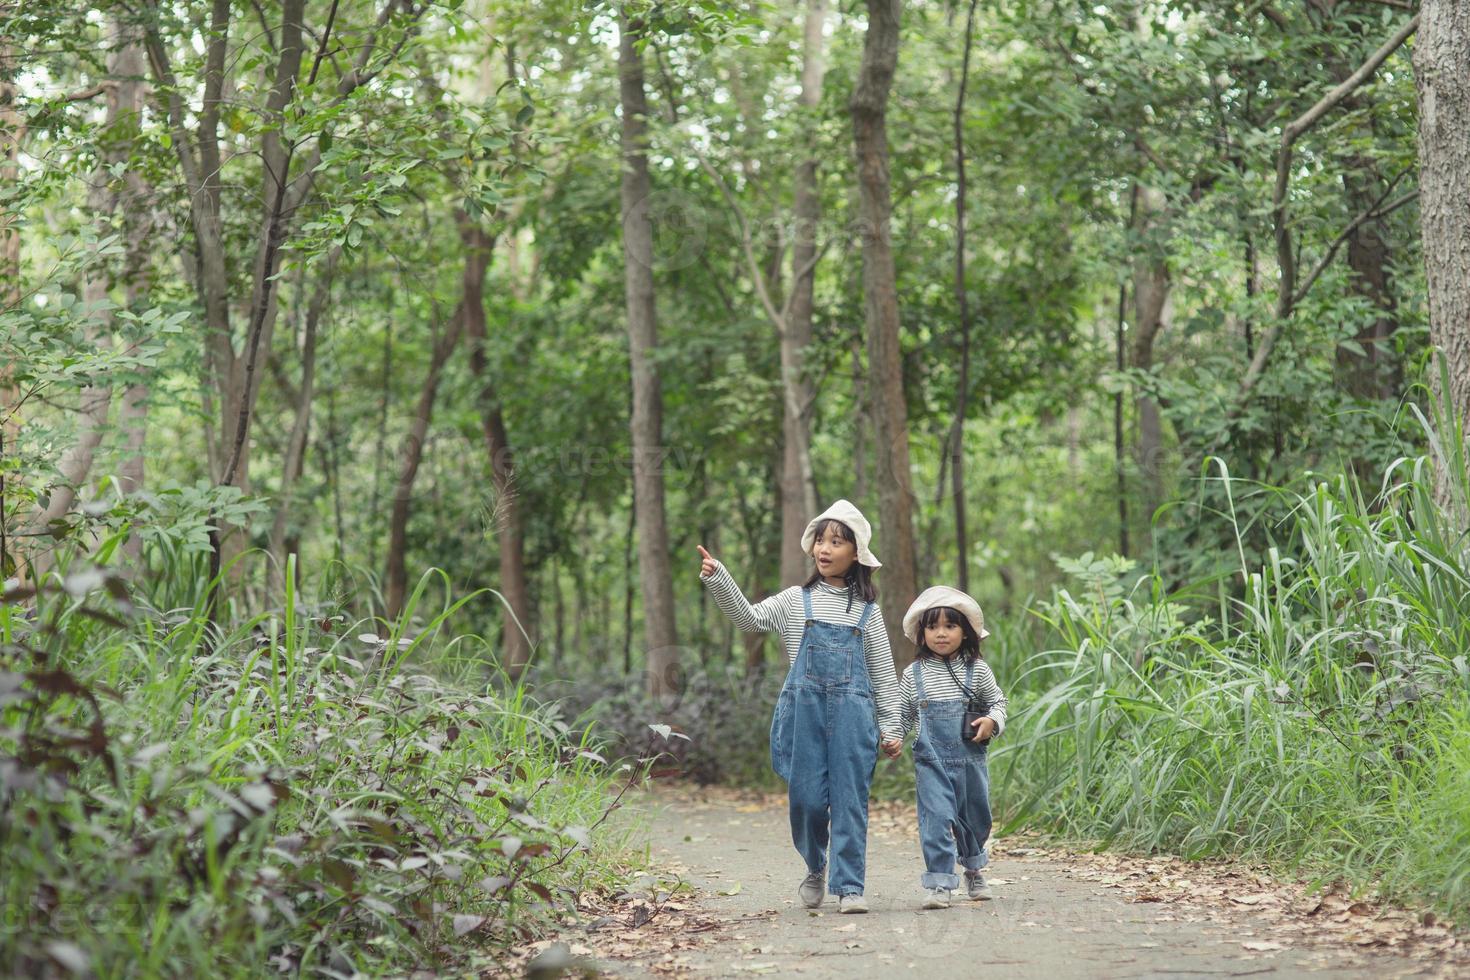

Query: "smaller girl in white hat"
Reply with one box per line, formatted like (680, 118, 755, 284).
(887, 586, 1008, 908)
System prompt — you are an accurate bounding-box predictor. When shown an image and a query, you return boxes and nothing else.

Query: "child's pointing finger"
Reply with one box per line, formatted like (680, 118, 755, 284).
(697, 545, 717, 577)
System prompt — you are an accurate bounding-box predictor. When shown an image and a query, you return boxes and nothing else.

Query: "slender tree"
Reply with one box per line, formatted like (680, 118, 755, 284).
(618, 10, 680, 698)
(268, 245, 341, 592)
(779, 0, 828, 587)
(1129, 182, 1170, 512)
(1415, 1, 1470, 510)
(946, 0, 978, 592)
(851, 0, 917, 660)
(0, 13, 20, 583)
(459, 218, 534, 679)
(384, 302, 464, 619)
(115, 27, 156, 562)
(29, 26, 143, 568)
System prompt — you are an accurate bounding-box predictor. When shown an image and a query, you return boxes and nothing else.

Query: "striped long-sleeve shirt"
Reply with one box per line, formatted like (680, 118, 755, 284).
(897, 655, 1009, 740)
(700, 560, 903, 739)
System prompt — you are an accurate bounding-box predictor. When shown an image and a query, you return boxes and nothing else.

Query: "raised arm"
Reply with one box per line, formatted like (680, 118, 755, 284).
(698, 546, 791, 634)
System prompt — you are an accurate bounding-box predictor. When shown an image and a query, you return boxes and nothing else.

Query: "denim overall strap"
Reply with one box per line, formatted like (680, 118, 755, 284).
(771, 589, 818, 781)
(771, 585, 880, 899)
(802, 587, 873, 636)
(913, 657, 928, 702)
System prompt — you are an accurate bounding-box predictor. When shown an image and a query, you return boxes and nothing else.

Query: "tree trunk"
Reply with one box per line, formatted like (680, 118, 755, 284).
(116, 30, 155, 563)
(268, 244, 340, 591)
(1317, 0, 1402, 402)
(383, 306, 464, 620)
(571, 519, 586, 659)
(743, 630, 767, 677)
(1415, 1, 1470, 512)
(1129, 183, 1170, 513)
(622, 494, 636, 676)
(145, 0, 234, 473)
(1335, 164, 1400, 400)
(368, 290, 393, 573)
(851, 0, 917, 661)
(31, 25, 148, 572)
(1114, 282, 1130, 558)
(0, 22, 22, 583)
(116, 380, 151, 507)
(214, 0, 308, 590)
(459, 219, 534, 680)
(551, 560, 564, 673)
(850, 333, 866, 503)
(948, 0, 979, 593)
(0, 27, 16, 315)
(618, 12, 680, 700)
(779, 0, 829, 589)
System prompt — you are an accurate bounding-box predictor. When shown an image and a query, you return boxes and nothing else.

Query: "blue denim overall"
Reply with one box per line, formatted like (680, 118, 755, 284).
(912, 657, 993, 889)
(768, 588, 880, 897)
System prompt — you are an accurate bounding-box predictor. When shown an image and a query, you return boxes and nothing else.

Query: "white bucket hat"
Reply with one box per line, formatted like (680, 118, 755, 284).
(902, 586, 990, 643)
(799, 499, 882, 569)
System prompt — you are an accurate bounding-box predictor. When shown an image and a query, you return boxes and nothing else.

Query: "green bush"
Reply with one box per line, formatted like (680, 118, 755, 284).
(1, 546, 646, 976)
(992, 444, 1470, 923)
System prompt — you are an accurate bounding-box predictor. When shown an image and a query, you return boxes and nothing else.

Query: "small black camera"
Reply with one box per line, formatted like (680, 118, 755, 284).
(963, 699, 990, 743)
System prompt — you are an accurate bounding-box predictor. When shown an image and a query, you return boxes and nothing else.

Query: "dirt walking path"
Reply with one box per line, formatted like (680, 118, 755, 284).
(539, 783, 1466, 979)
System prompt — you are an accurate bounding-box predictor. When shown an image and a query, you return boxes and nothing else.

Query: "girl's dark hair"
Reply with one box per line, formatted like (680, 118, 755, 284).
(915, 606, 983, 662)
(802, 518, 878, 609)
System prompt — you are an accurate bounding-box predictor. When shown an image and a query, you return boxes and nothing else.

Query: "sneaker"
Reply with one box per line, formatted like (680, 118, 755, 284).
(798, 869, 826, 908)
(921, 887, 952, 909)
(838, 893, 869, 914)
(964, 870, 993, 901)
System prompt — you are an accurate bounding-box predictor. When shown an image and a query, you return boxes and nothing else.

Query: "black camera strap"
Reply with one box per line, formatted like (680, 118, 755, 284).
(942, 655, 989, 714)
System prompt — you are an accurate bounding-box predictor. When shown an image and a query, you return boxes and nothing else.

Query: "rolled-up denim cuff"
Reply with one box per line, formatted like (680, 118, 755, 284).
(921, 871, 962, 890)
(960, 850, 989, 872)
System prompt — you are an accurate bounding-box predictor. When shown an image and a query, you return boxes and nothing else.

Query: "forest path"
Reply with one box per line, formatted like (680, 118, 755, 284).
(583, 783, 1461, 979)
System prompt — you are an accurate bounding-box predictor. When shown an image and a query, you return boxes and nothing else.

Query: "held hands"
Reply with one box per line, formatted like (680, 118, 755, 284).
(970, 716, 997, 742)
(880, 736, 904, 759)
(697, 545, 717, 578)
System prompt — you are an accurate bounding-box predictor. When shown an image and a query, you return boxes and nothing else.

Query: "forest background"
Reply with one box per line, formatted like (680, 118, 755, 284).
(5, 0, 1470, 974)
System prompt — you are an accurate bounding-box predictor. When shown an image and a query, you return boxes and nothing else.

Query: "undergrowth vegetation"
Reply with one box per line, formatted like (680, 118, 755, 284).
(1, 544, 650, 976)
(991, 402, 1470, 922)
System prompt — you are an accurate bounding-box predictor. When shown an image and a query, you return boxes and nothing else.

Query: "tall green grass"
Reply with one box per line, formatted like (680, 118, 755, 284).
(990, 425, 1470, 921)
(1, 544, 647, 976)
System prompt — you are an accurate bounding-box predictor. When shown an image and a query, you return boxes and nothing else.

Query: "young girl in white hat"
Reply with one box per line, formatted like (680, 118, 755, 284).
(888, 586, 1008, 908)
(697, 500, 903, 914)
